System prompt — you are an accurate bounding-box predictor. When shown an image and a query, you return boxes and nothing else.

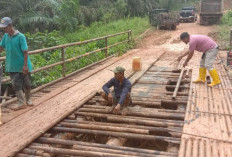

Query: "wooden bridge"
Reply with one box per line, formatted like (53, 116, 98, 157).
(0, 29, 231, 157)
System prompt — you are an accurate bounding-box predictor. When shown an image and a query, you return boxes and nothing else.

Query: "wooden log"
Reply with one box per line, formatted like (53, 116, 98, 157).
(16, 153, 40, 157)
(38, 137, 177, 156)
(131, 96, 188, 102)
(185, 68, 190, 78)
(0, 96, 12, 100)
(72, 144, 163, 157)
(148, 69, 180, 73)
(52, 126, 180, 144)
(166, 85, 189, 91)
(82, 105, 186, 114)
(132, 91, 189, 96)
(64, 120, 182, 138)
(91, 96, 188, 103)
(78, 108, 111, 114)
(106, 116, 182, 128)
(30, 145, 140, 157)
(142, 75, 180, 79)
(169, 79, 190, 85)
(132, 100, 161, 107)
(21, 148, 51, 157)
(74, 112, 183, 127)
(172, 68, 185, 99)
(165, 91, 188, 96)
(59, 122, 149, 134)
(145, 72, 180, 76)
(161, 100, 188, 105)
(78, 107, 184, 120)
(123, 109, 184, 120)
(136, 80, 169, 85)
(83, 104, 108, 109)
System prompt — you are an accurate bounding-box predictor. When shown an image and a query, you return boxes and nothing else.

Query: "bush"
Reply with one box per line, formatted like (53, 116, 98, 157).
(218, 10, 232, 50)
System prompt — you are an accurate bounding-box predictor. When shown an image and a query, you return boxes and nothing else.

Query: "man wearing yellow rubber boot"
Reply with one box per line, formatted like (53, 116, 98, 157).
(177, 32, 221, 87)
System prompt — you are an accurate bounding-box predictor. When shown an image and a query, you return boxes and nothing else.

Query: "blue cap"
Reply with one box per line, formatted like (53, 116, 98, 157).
(0, 17, 12, 28)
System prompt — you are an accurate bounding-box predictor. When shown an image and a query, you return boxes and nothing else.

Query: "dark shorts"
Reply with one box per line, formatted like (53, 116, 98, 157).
(112, 92, 119, 105)
(9, 72, 31, 91)
(112, 92, 132, 107)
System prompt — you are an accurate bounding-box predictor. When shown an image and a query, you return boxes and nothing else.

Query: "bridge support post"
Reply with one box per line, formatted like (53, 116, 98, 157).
(61, 47, 66, 77)
(128, 30, 132, 43)
(105, 37, 108, 58)
(230, 29, 232, 48)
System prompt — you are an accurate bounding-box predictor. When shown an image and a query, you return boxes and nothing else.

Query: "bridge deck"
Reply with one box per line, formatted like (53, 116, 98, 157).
(178, 53, 232, 157)
(0, 47, 165, 157)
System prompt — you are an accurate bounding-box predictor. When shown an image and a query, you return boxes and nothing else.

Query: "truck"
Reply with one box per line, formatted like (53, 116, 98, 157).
(180, 7, 197, 22)
(199, 0, 223, 25)
(149, 9, 179, 30)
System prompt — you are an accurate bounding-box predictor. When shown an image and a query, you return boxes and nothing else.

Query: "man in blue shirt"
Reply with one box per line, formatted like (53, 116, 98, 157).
(0, 17, 33, 110)
(101, 66, 132, 114)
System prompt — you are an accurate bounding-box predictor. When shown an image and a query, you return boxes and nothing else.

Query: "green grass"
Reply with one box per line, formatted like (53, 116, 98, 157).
(20, 17, 150, 87)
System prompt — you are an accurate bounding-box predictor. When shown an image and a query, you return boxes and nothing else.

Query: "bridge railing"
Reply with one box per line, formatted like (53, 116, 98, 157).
(230, 29, 232, 48)
(0, 30, 132, 84)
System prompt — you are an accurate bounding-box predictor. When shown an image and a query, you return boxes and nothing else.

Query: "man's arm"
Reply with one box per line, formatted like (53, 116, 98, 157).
(113, 81, 131, 113)
(23, 50, 29, 74)
(177, 51, 189, 61)
(118, 81, 131, 106)
(102, 79, 114, 95)
(183, 50, 194, 67)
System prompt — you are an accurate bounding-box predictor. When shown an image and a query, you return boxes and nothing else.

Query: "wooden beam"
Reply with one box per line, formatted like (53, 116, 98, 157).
(172, 68, 185, 99)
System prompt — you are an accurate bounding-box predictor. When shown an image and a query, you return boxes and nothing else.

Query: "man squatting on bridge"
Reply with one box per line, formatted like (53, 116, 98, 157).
(0, 17, 34, 110)
(101, 66, 132, 114)
(178, 32, 221, 87)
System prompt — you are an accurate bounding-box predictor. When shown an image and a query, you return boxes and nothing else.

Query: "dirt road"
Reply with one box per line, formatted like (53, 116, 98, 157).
(0, 22, 217, 156)
(138, 22, 216, 66)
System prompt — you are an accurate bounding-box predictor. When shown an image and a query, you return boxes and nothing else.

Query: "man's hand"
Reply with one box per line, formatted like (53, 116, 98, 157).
(22, 65, 28, 74)
(183, 61, 188, 67)
(108, 93, 113, 103)
(177, 56, 183, 61)
(113, 104, 121, 114)
(170, 56, 182, 65)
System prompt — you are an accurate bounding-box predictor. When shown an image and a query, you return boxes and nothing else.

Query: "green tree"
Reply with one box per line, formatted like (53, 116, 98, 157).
(0, 0, 58, 32)
(57, 0, 80, 32)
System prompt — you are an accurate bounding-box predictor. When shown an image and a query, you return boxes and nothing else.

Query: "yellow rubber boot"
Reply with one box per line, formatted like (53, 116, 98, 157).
(193, 67, 206, 83)
(208, 69, 221, 87)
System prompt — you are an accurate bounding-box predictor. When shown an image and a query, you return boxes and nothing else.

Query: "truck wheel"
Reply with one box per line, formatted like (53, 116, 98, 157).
(199, 17, 204, 25)
(172, 25, 176, 30)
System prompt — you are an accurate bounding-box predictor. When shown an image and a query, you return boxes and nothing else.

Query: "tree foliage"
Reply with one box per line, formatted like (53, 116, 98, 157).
(0, 0, 199, 33)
